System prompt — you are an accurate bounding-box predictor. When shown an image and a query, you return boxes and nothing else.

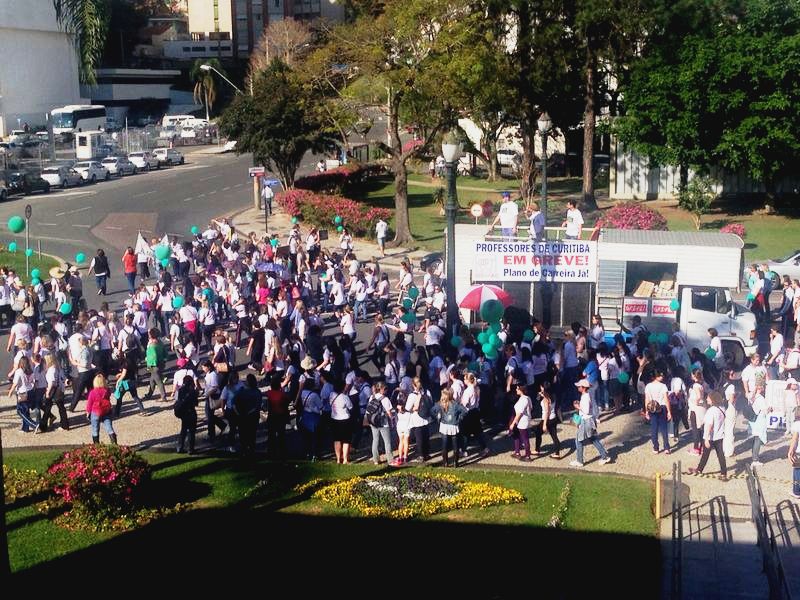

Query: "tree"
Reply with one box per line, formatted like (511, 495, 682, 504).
(248, 19, 313, 76)
(190, 58, 224, 121)
(53, 0, 111, 84)
(219, 60, 335, 190)
(678, 174, 715, 230)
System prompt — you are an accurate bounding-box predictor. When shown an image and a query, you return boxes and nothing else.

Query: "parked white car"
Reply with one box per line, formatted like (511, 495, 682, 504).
(40, 166, 83, 188)
(73, 160, 110, 183)
(128, 151, 160, 171)
(101, 156, 137, 176)
(152, 148, 185, 166)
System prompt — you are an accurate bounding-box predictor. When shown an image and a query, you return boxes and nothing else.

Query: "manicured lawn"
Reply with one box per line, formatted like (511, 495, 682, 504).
(4, 449, 656, 573)
(0, 249, 59, 283)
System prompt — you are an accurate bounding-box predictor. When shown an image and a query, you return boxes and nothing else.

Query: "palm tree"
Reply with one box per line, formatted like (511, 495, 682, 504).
(190, 59, 224, 121)
(53, 0, 111, 85)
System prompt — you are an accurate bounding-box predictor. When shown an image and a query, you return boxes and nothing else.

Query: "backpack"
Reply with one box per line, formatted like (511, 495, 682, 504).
(123, 327, 138, 354)
(96, 391, 113, 416)
(366, 395, 388, 428)
(416, 391, 432, 419)
(173, 394, 186, 418)
(508, 357, 525, 383)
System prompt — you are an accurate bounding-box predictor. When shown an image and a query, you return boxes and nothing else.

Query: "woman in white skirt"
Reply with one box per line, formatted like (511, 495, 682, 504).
(430, 388, 467, 467)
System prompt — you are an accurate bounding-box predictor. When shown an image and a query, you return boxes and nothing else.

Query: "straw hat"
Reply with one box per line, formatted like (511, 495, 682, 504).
(575, 379, 591, 388)
(49, 266, 66, 279)
(300, 356, 317, 370)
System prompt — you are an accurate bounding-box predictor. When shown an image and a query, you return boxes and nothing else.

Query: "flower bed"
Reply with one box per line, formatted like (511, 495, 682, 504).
(720, 222, 746, 238)
(597, 202, 668, 231)
(294, 163, 385, 194)
(310, 472, 524, 519)
(275, 189, 392, 238)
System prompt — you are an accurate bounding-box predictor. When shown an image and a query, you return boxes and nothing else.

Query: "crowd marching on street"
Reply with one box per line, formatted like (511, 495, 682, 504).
(1, 214, 799, 497)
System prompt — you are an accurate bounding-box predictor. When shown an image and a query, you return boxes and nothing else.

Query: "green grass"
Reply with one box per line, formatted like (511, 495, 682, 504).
(0, 249, 59, 284)
(4, 450, 655, 572)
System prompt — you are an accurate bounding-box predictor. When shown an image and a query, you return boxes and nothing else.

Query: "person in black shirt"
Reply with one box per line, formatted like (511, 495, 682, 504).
(88, 249, 110, 296)
(234, 374, 262, 456)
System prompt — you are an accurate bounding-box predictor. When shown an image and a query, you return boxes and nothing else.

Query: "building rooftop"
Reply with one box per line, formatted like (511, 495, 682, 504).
(601, 228, 744, 249)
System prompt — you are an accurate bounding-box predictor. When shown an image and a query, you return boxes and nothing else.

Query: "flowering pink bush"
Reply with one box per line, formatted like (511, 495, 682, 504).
(720, 223, 746, 238)
(276, 189, 392, 238)
(597, 202, 668, 231)
(294, 164, 385, 194)
(46, 445, 150, 519)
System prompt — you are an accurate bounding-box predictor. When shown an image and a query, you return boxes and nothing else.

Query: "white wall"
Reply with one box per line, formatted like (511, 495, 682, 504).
(188, 0, 233, 34)
(0, 0, 82, 136)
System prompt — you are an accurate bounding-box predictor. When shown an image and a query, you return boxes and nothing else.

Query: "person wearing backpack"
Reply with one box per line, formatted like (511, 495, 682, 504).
(173, 375, 199, 454)
(364, 381, 394, 465)
(407, 377, 431, 462)
(85, 374, 116, 445)
(644, 370, 672, 454)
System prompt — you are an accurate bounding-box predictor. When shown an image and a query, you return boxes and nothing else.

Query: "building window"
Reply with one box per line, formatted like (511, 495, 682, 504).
(192, 46, 207, 52)
(220, 45, 231, 51)
(182, 46, 192, 52)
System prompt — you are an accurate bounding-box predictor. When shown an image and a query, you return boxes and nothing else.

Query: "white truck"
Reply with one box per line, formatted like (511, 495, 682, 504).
(452, 225, 757, 368)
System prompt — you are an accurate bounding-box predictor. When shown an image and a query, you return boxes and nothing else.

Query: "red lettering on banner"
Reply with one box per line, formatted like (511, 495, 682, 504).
(513, 255, 526, 265)
(652, 305, 673, 315)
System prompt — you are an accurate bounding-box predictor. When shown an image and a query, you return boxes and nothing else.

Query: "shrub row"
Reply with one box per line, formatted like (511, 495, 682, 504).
(275, 189, 392, 238)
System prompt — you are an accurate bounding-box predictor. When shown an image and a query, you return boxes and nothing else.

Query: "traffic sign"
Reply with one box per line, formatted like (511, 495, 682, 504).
(248, 166, 266, 177)
(470, 203, 483, 218)
(25, 204, 32, 219)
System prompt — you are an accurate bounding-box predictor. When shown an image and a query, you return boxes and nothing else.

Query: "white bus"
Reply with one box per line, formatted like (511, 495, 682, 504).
(51, 105, 107, 136)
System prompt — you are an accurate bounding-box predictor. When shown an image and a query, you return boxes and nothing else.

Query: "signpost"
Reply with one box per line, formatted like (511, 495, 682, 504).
(470, 203, 483, 224)
(24, 204, 31, 276)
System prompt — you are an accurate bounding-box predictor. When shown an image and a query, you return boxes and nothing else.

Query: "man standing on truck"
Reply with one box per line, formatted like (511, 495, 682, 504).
(526, 201, 545, 242)
(490, 192, 518, 240)
(561, 200, 584, 240)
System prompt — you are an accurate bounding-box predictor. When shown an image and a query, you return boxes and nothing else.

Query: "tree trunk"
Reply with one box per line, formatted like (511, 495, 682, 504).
(484, 130, 500, 182)
(520, 120, 537, 202)
(582, 48, 598, 211)
(388, 93, 414, 244)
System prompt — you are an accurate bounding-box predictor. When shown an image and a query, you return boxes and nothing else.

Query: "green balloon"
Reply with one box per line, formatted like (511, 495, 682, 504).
(480, 299, 505, 323)
(705, 347, 717, 359)
(647, 333, 657, 343)
(481, 342, 495, 355)
(669, 299, 680, 311)
(191, 226, 200, 235)
(155, 245, 171, 261)
(291, 216, 298, 224)
(270, 238, 279, 248)
(484, 349, 498, 361)
(334, 215, 342, 224)
(746, 293, 755, 302)
(401, 312, 416, 324)
(407, 287, 419, 299)
(161, 258, 170, 268)
(59, 303, 72, 315)
(617, 371, 630, 384)
(657, 333, 669, 345)
(31, 277, 40, 286)
(7, 242, 17, 253)
(336, 225, 343, 232)
(450, 335, 463, 348)
(468, 361, 479, 373)
(488, 333, 499, 347)
(477, 331, 488, 345)
(25, 248, 33, 257)
(30, 268, 40, 279)
(75, 252, 86, 263)
(172, 296, 185, 309)
(522, 329, 534, 342)
(7, 216, 25, 234)
(489, 321, 502, 334)
(402, 298, 413, 309)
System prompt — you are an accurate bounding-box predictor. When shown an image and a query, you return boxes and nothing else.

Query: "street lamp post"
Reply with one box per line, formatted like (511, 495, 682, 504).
(442, 138, 461, 338)
(537, 112, 551, 235)
(199, 63, 243, 95)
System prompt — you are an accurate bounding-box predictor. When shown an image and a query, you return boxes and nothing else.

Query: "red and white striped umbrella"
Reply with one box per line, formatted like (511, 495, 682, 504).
(457, 284, 513, 311)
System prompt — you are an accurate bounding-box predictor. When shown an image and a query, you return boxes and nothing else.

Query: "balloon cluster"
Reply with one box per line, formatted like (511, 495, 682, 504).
(333, 215, 343, 232)
(477, 299, 506, 360)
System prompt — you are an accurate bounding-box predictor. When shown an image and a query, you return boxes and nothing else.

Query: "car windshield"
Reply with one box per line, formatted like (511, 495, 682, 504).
(42, 168, 59, 173)
(75, 163, 89, 168)
(775, 250, 800, 263)
(130, 153, 142, 157)
(101, 158, 116, 163)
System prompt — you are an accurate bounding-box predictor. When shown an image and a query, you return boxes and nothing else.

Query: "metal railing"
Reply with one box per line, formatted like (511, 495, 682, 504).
(671, 461, 683, 600)
(746, 466, 793, 600)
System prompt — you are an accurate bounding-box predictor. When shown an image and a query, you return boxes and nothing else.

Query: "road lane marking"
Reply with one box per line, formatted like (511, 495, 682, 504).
(198, 193, 206, 197)
(55, 206, 92, 217)
(72, 224, 91, 228)
(104, 226, 123, 230)
(209, 190, 217, 195)
(199, 175, 216, 181)
(133, 191, 156, 198)
(37, 222, 59, 226)
(29, 235, 91, 245)
(234, 183, 244, 188)
(182, 197, 193, 202)
(222, 186, 231, 191)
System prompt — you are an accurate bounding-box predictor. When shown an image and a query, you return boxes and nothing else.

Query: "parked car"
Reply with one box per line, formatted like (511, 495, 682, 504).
(179, 126, 197, 139)
(41, 166, 83, 188)
(128, 151, 160, 171)
(73, 160, 110, 183)
(6, 171, 51, 196)
(756, 250, 800, 283)
(496, 149, 521, 167)
(152, 148, 184, 166)
(159, 126, 178, 140)
(0, 179, 7, 202)
(101, 156, 137, 177)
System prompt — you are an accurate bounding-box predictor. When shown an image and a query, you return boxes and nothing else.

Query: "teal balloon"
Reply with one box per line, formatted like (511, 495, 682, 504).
(407, 287, 419, 299)
(31, 278, 40, 286)
(7, 242, 17, 253)
(481, 342, 495, 355)
(402, 298, 413, 309)
(336, 225, 343, 232)
(617, 371, 630, 384)
(450, 335, 463, 348)
(291, 216, 298, 224)
(746, 293, 755, 302)
(484, 349, 498, 361)
(657, 333, 669, 345)
(489, 321, 502, 334)
(705, 347, 717, 359)
(477, 331, 488, 345)
(75, 252, 86, 263)
(572, 413, 582, 425)
(480, 299, 505, 323)
(669, 299, 680, 311)
(190, 225, 200, 235)
(161, 258, 170, 268)
(522, 329, 534, 342)
(172, 296, 185, 309)
(30, 268, 40, 279)
(155, 245, 171, 261)
(59, 303, 72, 315)
(488, 333, 499, 347)
(647, 333, 657, 344)
(270, 238, 279, 248)
(25, 248, 33, 257)
(334, 215, 342, 225)
(401, 312, 416, 324)
(203, 288, 213, 298)
(7, 216, 24, 234)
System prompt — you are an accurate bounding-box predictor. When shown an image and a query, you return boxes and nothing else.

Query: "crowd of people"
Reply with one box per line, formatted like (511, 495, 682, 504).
(2, 216, 799, 497)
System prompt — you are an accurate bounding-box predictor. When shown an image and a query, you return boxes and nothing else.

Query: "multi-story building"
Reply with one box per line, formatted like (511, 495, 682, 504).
(164, 0, 344, 60)
(0, 0, 83, 137)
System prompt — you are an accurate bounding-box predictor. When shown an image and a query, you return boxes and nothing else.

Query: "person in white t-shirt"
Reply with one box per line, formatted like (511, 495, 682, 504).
(561, 200, 584, 239)
(644, 371, 672, 454)
(375, 218, 388, 257)
(750, 384, 771, 466)
(741, 354, 769, 400)
(689, 391, 727, 479)
(490, 192, 519, 239)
